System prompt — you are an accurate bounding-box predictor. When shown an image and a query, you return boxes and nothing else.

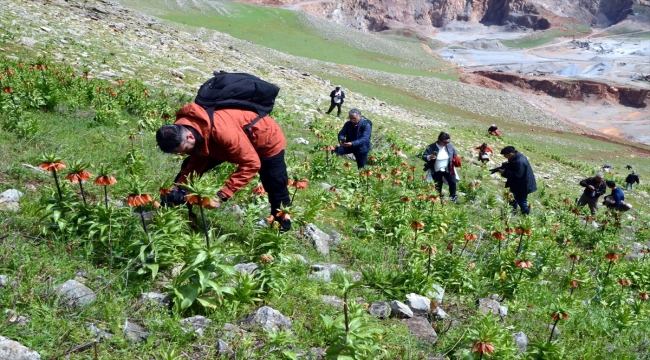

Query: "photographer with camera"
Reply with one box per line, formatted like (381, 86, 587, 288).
(577, 173, 606, 216)
(497, 146, 536, 215)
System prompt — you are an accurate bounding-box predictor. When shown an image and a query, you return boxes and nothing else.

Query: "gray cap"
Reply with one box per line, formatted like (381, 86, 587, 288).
(595, 172, 604, 178)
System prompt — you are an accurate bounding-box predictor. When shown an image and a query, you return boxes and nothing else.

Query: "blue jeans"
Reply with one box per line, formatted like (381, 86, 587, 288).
(335, 147, 368, 169)
(511, 192, 530, 215)
(626, 183, 634, 190)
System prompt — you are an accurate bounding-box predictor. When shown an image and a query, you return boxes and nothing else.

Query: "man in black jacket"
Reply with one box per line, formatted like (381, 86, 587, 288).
(577, 173, 606, 215)
(498, 146, 536, 215)
(326, 86, 345, 117)
(625, 170, 640, 190)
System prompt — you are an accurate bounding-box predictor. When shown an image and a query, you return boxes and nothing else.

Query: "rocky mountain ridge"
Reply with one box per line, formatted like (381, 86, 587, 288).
(240, 0, 648, 33)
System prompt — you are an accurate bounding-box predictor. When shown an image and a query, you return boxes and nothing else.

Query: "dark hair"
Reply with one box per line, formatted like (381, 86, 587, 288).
(500, 146, 516, 155)
(335, 86, 341, 90)
(156, 124, 185, 153)
(438, 132, 451, 141)
(606, 180, 616, 187)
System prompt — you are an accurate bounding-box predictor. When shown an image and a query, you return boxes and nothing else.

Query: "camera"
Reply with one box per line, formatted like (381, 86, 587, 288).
(160, 187, 187, 207)
(490, 162, 508, 174)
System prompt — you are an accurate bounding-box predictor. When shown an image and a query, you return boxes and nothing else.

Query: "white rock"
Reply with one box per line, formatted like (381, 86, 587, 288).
(427, 284, 445, 302)
(293, 138, 309, 145)
(0, 335, 41, 359)
(405, 293, 430, 314)
(390, 300, 413, 318)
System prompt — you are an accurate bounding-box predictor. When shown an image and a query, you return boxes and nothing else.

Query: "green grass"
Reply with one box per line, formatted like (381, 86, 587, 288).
(501, 29, 578, 49)
(158, 4, 457, 80)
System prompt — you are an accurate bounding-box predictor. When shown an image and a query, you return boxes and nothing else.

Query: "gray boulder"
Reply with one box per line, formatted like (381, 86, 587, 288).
(138, 292, 170, 307)
(54, 280, 96, 308)
(124, 320, 149, 343)
(169, 69, 184, 79)
(368, 301, 390, 319)
(478, 298, 501, 316)
(0, 275, 9, 287)
(431, 306, 449, 320)
(304, 224, 331, 255)
(180, 315, 212, 337)
(390, 300, 413, 318)
(293, 138, 309, 145)
(239, 306, 292, 332)
(0, 189, 23, 212)
(406, 293, 430, 315)
(324, 227, 342, 247)
(403, 317, 437, 341)
(217, 339, 230, 355)
(0, 335, 41, 359)
(513, 331, 528, 353)
(427, 284, 445, 303)
(88, 323, 114, 340)
(234, 263, 259, 275)
(321, 295, 344, 307)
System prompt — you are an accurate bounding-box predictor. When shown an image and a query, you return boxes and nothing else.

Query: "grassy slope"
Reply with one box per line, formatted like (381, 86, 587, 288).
(1, 1, 650, 359)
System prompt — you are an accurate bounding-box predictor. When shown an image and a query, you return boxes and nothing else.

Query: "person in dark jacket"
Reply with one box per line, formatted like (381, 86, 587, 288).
(625, 170, 640, 190)
(422, 132, 460, 204)
(498, 146, 536, 215)
(334, 108, 371, 169)
(605, 180, 625, 208)
(326, 86, 345, 117)
(488, 124, 500, 136)
(577, 173, 607, 216)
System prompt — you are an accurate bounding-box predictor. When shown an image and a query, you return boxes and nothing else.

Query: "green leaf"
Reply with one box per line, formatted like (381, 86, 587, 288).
(196, 297, 217, 309)
(146, 263, 159, 279)
(178, 284, 200, 310)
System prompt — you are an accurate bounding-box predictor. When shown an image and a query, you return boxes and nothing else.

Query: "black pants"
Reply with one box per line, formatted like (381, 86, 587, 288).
(176, 151, 291, 231)
(432, 171, 457, 197)
(259, 150, 291, 231)
(326, 102, 342, 117)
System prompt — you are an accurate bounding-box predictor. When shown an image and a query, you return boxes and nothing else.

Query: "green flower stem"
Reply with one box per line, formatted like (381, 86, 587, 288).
(78, 179, 87, 206)
(199, 205, 210, 249)
(103, 185, 109, 210)
(52, 169, 63, 201)
(138, 205, 148, 235)
(549, 317, 560, 343)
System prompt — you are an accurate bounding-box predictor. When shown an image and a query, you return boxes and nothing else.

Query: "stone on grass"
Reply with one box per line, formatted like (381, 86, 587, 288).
(403, 317, 437, 341)
(5, 309, 29, 326)
(0, 189, 23, 212)
(293, 138, 309, 145)
(406, 293, 430, 315)
(513, 331, 528, 353)
(54, 280, 96, 308)
(88, 323, 113, 340)
(324, 227, 342, 247)
(427, 284, 445, 303)
(180, 315, 212, 337)
(169, 69, 184, 79)
(321, 295, 344, 307)
(547, 323, 561, 336)
(304, 223, 331, 255)
(239, 306, 292, 332)
(390, 300, 413, 318)
(499, 305, 508, 318)
(234, 263, 259, 275)
(138, 292, 170, 307)
(478, 298, 501, 316)
(0, 335, 41, 360)
(217, 339, 230, 355)
(0, 275, 9, 287)
(431, 306, 448, 320)
(368, 301, 390, 319)
(308, 264, 343, 282)
(124, 320, 149, 343)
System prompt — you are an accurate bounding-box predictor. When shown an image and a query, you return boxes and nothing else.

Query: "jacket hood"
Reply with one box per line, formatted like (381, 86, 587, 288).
(175, 103, 212, 155)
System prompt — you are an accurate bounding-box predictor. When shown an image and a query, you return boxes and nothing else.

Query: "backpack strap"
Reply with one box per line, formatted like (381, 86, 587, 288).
(205, 106, 216, 132)
(244, 113, 267, 137)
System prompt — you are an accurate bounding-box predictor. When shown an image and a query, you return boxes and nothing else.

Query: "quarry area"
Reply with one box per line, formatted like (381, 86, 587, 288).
(246, 0, 650, 145)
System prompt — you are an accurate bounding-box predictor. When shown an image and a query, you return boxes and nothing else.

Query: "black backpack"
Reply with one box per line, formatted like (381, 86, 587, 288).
(195, 72, 280, 136)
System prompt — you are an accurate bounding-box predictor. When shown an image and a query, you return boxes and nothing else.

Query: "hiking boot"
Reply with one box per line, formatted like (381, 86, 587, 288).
(450, 195, 460, 204)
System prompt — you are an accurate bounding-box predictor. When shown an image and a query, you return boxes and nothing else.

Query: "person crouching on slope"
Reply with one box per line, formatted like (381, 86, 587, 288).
(156, 104, 292, 232)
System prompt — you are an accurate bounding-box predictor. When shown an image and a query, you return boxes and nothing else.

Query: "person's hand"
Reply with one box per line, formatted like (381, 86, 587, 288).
(428, 154, 436, 161)
(588, 185, 595, 190)
(498, 168, 505, 174)
(342, 142, 353, 148)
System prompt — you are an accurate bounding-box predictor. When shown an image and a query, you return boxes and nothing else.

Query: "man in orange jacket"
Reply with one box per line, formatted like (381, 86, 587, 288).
(156, 102, 291, 231)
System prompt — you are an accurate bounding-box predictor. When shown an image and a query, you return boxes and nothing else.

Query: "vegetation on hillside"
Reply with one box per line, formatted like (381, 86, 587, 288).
(1, 53, 650, 360)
